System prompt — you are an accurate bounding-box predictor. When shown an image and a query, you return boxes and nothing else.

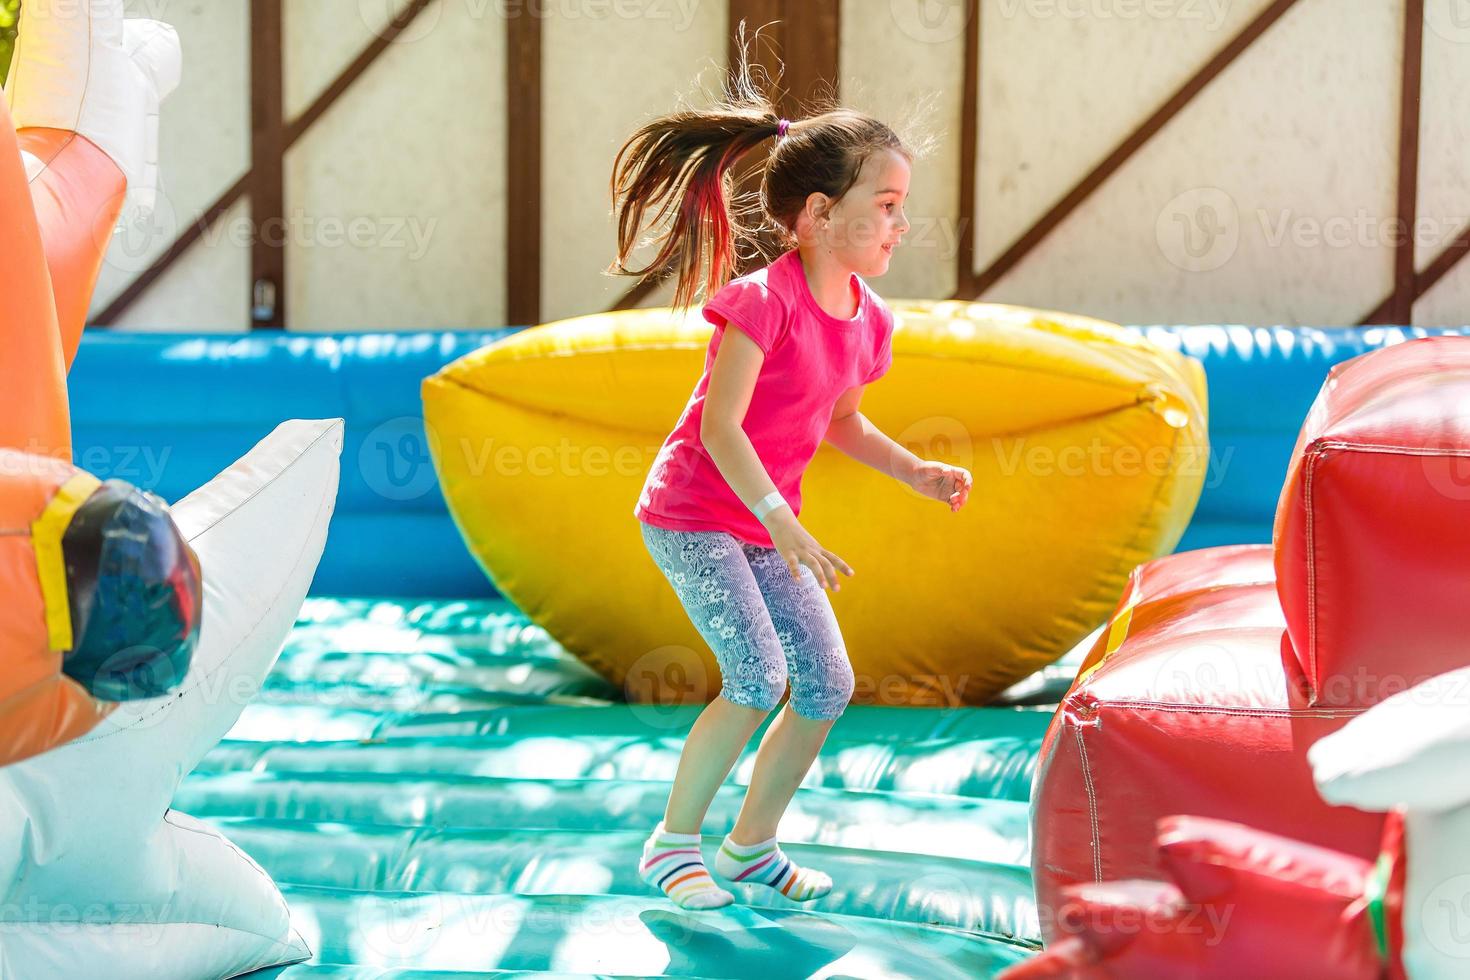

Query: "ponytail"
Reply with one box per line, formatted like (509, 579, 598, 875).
(606, 25, 784, 314)
(606, 22, 923, 316)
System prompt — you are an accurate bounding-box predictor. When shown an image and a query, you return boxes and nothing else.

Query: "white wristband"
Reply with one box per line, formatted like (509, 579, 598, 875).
(752, 490, 789, 525)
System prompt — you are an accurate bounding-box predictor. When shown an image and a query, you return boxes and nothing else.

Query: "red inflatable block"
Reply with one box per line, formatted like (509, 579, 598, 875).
(1274, 337, 1470, 706)
(1068, 543, 1279, 686)
(1031, 546, 1384, 936)
(1006, 816, 1385, 980)
(999, 811, 1387, 980)
(1380, 810, 1407, 980)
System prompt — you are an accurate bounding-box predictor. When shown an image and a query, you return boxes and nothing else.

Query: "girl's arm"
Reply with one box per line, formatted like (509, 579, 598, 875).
(703, 321, 856, 585)
(823, 386, 921, 482)
(700, 323, 793, 517)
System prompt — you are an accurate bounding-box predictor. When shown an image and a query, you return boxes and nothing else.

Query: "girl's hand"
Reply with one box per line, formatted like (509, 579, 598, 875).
(766, 511, 855, 591)
(907, 460, 972, 512)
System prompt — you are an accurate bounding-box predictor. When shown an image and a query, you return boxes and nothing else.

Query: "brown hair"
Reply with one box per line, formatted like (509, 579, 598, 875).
(606, 22, 930, 315)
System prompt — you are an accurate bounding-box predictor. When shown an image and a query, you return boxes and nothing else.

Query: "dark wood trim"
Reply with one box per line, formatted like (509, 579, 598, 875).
(953, 0, 980, 298)
(1363, 0, 1424, 326)
(1393, 0, 1425, 324)
(92, 174, 250, 327)
(611, 0, 839, 309)
(728, 1, 795, 280)
(249, 0, 285, 329)
(283, 0, 436, 145)
(505, 1, 542, 325)
(1360, 229, 1470, 325)
(956, 0, 1303, 300)
(726, 0, 783, 103)
(781, 0, 839, 113)
(1411, 229, 1470, 304)
(736, 1, 840, 278)
(94, 0, 441, 327)
(609, 272, 668, 312)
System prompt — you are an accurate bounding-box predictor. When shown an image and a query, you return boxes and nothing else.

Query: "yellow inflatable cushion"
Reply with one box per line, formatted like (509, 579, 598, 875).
(423, 300, 1207, 706)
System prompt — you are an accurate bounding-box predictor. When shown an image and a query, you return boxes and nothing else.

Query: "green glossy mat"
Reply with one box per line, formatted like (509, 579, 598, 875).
(193, 598, 1046, 978)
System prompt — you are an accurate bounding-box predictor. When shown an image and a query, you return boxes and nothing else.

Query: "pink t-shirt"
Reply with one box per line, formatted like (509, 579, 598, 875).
(634, 247, 895, 548)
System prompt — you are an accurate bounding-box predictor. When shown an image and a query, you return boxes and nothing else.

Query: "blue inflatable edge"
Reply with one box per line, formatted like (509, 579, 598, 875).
(67, 325, 1468, 598)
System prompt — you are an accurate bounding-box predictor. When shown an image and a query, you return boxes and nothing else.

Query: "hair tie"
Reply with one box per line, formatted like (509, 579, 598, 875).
(776, 118, 790, 140)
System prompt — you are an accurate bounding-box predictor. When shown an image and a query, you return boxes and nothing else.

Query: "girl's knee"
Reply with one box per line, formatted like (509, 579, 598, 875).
(791, 658, 854, 721)
(723, 663, 787, 713)
(724, 684, 783, 713)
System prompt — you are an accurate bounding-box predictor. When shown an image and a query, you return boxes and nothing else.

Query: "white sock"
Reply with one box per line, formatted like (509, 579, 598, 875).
(638, 821, 734, 910)
(713, 832, 832, 901)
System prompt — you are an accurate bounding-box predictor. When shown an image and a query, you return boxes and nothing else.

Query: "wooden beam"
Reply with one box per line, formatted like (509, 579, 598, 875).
(727, 0, 793, 280)
(91, 174, 250, 327)
(781, 0, 839, 112)
(727, 0, 783, 102)
(94, 0, 442, 327)
(505, 0, 542, 325)
(249, 0, 285, 329)
(732, 1, 840, 278)
(283, 0, 436, 145)
(608, 271, 669, 312)
(954, 0, 980, 298)
(956, 0, 1303, 300)
(1412, 228, 1470, 305)
(611, 1, 840, 309)
(1360, 229, 1470, 325)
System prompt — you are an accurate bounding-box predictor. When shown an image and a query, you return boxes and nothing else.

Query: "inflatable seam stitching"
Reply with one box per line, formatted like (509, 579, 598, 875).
(20, 131, 83, 183)
(1304, 439, 1465, 710)
(182, 423, 341, 543)
(1305, 447, 1320, 704)
(1083, 701, 1361, 718)
(1315, 440, 1470, 458)
(157, 808, 309, 954)
(1071, 724, 1102, 882)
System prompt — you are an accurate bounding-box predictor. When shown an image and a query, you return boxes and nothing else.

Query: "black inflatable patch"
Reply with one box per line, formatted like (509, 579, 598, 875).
(60, 480, 202, 701)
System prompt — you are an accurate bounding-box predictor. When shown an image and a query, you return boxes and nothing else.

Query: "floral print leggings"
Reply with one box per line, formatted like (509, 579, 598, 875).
(639, 522, 856, 721)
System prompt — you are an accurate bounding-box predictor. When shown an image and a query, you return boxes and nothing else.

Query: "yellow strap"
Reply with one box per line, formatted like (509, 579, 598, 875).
(1072, 581, 1140, 689)
(31, 472, 103, 651)
(1104, 603, 1136, 656)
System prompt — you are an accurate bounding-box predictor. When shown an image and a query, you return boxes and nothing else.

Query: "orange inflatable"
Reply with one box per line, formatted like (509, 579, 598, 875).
(1, 60, 199, 764)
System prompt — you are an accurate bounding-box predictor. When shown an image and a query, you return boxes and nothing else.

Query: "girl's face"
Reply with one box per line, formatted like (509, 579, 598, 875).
(802, 148, 911, 277)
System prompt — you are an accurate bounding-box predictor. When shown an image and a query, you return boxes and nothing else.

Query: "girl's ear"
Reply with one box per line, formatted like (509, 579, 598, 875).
(804, 191, 831, 225)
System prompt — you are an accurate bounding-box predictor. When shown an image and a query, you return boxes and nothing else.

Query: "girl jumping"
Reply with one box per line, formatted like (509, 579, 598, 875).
(607, 35, 972, 911)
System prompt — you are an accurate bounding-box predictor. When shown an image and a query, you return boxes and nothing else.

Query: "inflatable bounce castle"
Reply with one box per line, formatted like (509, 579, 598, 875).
(6, 2, 1470, 978)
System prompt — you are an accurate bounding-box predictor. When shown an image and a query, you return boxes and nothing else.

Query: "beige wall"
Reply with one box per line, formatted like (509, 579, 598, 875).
(841, 0, 966, 303)
(541, 0, 724, 320)
(284, 0, 507, 329)
(977, 0, 1402, 325)
(100, 0, 251, 331)
(92, 0, 1470, 330)
(1413, 0, 1470, 325)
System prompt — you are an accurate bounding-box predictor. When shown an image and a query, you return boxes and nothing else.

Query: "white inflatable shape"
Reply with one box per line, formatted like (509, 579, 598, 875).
(0, 418, 343, 980)
(4, 0, 181, 216)
(1311, 665, 1470, 979)
(1310, 666, 1470, 814)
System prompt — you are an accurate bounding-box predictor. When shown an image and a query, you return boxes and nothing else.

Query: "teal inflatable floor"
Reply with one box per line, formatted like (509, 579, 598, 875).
(189, 599, 1046, 978)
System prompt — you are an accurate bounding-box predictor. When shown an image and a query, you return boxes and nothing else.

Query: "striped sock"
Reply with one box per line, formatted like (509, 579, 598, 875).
(638, 821, 733, 910)
(713, 833, 832, 901)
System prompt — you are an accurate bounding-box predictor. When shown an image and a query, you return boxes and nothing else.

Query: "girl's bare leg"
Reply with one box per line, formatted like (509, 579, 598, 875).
(727, 703, 835, 844)
(661, 694, 769, 834)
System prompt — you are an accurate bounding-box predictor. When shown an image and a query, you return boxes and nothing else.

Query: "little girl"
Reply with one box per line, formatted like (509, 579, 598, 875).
(606, 44, 972, 911)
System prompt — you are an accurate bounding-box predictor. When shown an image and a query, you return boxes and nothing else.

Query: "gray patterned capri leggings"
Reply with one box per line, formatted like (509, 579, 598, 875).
(639, 522, 856, 721)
